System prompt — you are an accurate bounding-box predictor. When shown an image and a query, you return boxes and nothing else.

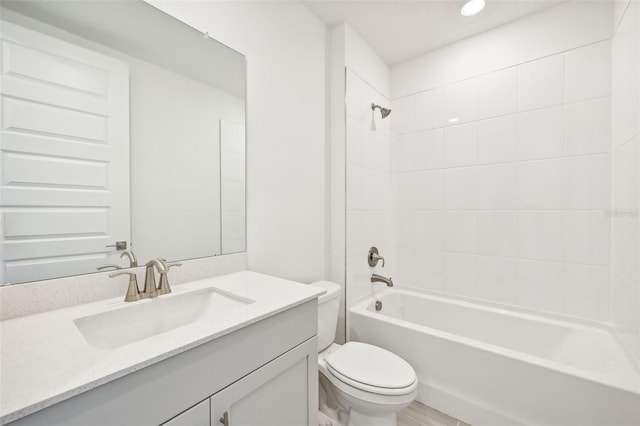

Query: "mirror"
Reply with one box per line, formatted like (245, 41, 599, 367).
(0, 0, 246, 285)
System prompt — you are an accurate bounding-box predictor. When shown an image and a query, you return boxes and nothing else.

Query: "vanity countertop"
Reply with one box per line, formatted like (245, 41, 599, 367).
(0, 271, 325, 425)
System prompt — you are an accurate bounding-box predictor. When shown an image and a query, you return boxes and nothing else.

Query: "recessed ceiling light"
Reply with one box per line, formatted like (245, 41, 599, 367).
(461, 0, 486, 17)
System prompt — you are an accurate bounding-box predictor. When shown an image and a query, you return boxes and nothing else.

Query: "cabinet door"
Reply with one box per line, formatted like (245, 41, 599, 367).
(211, 338, 317, 426)
(162, 399, 209, 426)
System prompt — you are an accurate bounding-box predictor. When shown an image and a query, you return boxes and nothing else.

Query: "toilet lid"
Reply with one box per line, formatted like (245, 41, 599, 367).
(326, 342, 416, 391)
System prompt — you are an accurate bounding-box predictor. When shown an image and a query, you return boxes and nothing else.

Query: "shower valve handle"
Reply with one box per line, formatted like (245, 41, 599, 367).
(368, 246, 385, 267)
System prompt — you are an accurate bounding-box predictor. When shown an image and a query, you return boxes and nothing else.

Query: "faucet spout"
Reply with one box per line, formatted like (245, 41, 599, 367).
(120, 250, 138, 267)
(141, 259, 166, 299)
(371, 273, 393, 287)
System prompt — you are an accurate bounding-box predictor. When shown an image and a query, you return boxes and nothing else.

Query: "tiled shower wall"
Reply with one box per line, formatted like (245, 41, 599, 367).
(345, 69, 392, 310)
(611, 0, 640, 362)
(388, 22, 614, 319)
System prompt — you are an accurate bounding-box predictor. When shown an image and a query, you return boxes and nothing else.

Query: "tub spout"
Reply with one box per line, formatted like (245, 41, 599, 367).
(371, 273, 393, 287)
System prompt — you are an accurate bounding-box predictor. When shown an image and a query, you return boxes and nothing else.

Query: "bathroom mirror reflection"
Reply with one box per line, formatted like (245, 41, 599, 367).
(0, 0, 246, 285)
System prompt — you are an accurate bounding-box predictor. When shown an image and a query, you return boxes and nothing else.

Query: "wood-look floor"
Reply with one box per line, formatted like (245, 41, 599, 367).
(397, 401, 470, 426)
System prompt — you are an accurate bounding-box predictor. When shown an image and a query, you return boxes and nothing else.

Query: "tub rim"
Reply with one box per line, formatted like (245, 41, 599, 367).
(350, 286, 640, 395)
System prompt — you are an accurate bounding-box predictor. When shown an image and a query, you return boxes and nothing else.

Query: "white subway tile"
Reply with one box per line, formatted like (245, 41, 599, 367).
(362, 211, 389, 250)
(346, 164, 364, 210)
(564, 211, 611, 266)
(391, 134, 415, 173)
(518, 212, 564, 262)
(612, 215, 640, 284)
(477, 256, 517, 304)
(391, 172, 415, 210)
(478, 114, 517, 164)
(444, 167, 478, 210)
(444, 211, 477, 254)
(413, 249, 444, 291)
(444, 123, 478, 168)
(477, 212, 517, 257)
(517, 159, 564, 209)
(612, 138, 639, 209)
(362, 130, 389, 172)
(391, 95, 415, 136)
(562, 264, 610, 321)
(565, 97, 612, 156)
(611, 271, 640, 333)
(346, 117, 362, 165)
(612, 88, 639, 149)
(517, 54, 564, 112)
(478, 164, 517, 210)
(444, 78, 478, 125)
(392, 248, 416, 287)
(393, 211, 415, 249)
(414, 128, 444, 171)
(346, 254, 374, 306)
(565, 41, 612, 102)
(346, 71, 371, 123)
(361, 169, 389, 211)
(517, 259, 564, 312)
(517, 106, 564, 160)
(414, 170, 444, 210)
(346, 210, 364, 257)
(414, 211, 445, 250)
(414, 87, 444, 131)
(444, 253, 477, 297)
(478, 67, 517, 119)
(565, 155, 611, 210)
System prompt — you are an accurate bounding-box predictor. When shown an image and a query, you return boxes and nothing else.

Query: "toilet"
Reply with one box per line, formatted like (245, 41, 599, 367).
(312, 281, 417, 426)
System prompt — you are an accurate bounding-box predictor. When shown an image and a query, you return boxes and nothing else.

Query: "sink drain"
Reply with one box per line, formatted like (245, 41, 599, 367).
(375, 300, 382, 311)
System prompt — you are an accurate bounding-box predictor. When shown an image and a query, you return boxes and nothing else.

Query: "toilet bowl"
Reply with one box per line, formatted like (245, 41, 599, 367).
(311, 281, 417, 426)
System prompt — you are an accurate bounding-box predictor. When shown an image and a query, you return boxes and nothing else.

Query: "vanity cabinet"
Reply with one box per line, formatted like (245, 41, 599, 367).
(7, 300, 318, 426)
(210, 339, 312, 426)
(163, 400, 209, 426)
(162, 338, 315, 426)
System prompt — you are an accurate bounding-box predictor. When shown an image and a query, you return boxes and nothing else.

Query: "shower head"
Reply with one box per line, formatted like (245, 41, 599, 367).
(371, 103, 391, 119)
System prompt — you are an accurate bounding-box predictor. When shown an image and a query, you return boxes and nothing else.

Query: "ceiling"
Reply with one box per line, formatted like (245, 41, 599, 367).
(303, 0, 563, 65)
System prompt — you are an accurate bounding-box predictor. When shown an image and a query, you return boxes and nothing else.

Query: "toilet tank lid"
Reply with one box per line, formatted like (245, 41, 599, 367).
(310, 281, 341, 303)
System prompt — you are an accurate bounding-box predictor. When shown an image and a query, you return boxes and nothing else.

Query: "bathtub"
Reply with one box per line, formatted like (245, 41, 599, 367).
(350, 288, 640, 426)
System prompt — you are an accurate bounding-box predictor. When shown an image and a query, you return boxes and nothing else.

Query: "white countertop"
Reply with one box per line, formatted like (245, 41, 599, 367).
(0, 271, 325, 425)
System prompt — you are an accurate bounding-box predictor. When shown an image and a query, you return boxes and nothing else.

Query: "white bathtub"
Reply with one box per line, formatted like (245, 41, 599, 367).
(350, 288, 640, 426)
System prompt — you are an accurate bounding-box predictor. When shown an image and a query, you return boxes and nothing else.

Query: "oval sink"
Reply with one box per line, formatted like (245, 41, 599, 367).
(74, 288, 253, 349)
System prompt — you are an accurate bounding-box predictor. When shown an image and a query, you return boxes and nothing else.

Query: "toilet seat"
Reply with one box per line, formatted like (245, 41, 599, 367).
(325, 342, 417, 396)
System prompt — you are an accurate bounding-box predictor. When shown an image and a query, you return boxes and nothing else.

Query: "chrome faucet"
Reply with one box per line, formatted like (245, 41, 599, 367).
(141, 259, 167, 299)
(371, 273, 393, 287)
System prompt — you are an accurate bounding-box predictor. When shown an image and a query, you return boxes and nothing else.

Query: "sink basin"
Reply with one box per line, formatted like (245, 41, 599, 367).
(74, 288, 253, 349)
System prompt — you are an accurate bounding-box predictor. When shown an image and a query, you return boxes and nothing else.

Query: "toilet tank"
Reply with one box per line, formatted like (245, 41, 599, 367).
(310, 281, 341, 352)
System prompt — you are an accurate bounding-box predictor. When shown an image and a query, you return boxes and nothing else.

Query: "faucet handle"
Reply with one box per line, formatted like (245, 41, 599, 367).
(108, 271, 140, 302)
(368, 247, 385, 267)
(97, 264, 122, 271)
(157, 260, 181, 295)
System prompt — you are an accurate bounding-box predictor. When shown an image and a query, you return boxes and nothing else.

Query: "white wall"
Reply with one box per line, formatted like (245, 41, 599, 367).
(151, 1, 328, 283)
(611, 0, 640, 364)
(383, 2, 616, 322)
